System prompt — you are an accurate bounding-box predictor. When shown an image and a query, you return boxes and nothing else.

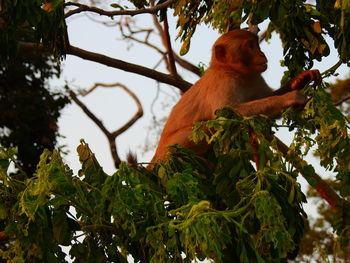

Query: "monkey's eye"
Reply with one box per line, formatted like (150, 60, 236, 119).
(247, 41, 255, 50)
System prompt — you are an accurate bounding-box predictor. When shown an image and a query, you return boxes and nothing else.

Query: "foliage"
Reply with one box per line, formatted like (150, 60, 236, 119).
(0, 0, 69, 175)
(0, 48, 70, 176)
(0, 117, 305, 262)
(0, 86, 348, 260)
(283, 84, 350, 200)
(294, 180, 350, 263)
(174, 0, 349, 75)
(1, 83, 349, 262)
(0, 0, 66, 60)
(0, 0, 350, 262)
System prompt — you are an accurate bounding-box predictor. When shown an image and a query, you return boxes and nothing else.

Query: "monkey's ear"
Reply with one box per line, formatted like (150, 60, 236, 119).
(214, 44, 227, 63)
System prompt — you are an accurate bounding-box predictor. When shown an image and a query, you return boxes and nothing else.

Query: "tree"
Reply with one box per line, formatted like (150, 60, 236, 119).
(0, 48, 69, 176)
(0, 0, 349, 262)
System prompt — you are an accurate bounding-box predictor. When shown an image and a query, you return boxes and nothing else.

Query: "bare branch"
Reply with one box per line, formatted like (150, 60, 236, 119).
(150, 6, 201, 76)
(79, 82, 144, 137)
(163, 14, 178, 76)
(110, 84, 143, 137)
(247, 13, 259, 35)
(117, 19, 170, 70)
(66, 45, 192, 92)
(334, 94, 350, 106)
(173, 53, 201, 76)
(69, 90, 111, 137)
(18, 41, 192, 92)
(64, 0, 175, 18)
(70, 83, 144, 168)
(322, 59, 343, 78)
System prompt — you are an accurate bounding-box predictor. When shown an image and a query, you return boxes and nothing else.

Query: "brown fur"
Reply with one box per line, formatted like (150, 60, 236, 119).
(151, 29, 321, 164)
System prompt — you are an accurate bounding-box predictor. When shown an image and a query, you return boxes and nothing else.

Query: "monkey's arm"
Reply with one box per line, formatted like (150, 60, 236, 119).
(272, 70, 321, 96)
(233, 90, 306, 118)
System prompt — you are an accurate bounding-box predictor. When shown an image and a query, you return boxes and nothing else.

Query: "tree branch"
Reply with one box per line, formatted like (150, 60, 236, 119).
(117, 20, 170, 70)
(334, 94, 350, 106)
(163, 13, 178, 76)
(322, 59, 343, 78)
(64, 0, 175, 18)
(273, 137, 343, 210)
(70, 83, 144, 168)
(150, 1, 201, 76)
(69, 90, 111, 137)
(18, 41, 192, 92)
(173, 53, 201, 76)
(66, 44, 192, 92)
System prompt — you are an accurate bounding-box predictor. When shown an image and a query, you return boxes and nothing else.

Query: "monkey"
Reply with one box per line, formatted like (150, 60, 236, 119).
(150, 29, 321, 165)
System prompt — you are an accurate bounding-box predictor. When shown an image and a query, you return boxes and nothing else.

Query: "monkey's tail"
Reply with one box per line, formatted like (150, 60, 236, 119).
(126, 151, 138, 168)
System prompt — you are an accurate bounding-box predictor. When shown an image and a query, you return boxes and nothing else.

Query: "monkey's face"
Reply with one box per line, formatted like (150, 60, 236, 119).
(243, 38, 268, 74)
(211, 29, 268, 76)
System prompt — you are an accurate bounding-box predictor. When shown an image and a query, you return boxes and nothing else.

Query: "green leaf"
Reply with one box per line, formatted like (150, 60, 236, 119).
(110, 3, 124, 10)
(52, 209, 71, 245)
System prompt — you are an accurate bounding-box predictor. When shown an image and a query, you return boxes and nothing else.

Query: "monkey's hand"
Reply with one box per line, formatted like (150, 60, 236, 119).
(283, 90, 308, 109)
(291, 70, 322, 90)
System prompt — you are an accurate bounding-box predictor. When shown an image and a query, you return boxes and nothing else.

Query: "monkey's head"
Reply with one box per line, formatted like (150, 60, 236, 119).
(211, 29, 268, 76)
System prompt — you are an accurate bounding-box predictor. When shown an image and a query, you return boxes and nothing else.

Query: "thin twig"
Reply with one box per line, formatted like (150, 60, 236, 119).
(150, 4, 200, 77)
(322, 59, 343, 78)
(247, 13, 259, 35)
(334, 94, 350, 106)
(163, 13, 178, 76)
(117, 20, 170, 70)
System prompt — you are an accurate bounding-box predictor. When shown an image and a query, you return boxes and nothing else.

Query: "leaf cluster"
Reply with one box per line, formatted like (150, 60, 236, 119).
(1, 108, 307, 263)
(1, 85, 349, 261)
(0, 0, 66, 60)
(0, 49, 69, 175)
(174, 0, 243, 55)
(283, 84, 350, 200)
(173, 0, 350, 75)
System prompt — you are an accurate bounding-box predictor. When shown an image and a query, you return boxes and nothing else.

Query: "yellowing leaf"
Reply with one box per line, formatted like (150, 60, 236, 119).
(43, 3, 52, 12)
(180, 39, 190, 56)
(313, 21, 322, 34)
(334, 0, 341, 9)
(77, 142, 90, 161)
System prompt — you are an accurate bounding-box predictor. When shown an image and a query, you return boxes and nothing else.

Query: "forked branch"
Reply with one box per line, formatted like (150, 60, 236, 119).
(69, 83, 143, 168)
